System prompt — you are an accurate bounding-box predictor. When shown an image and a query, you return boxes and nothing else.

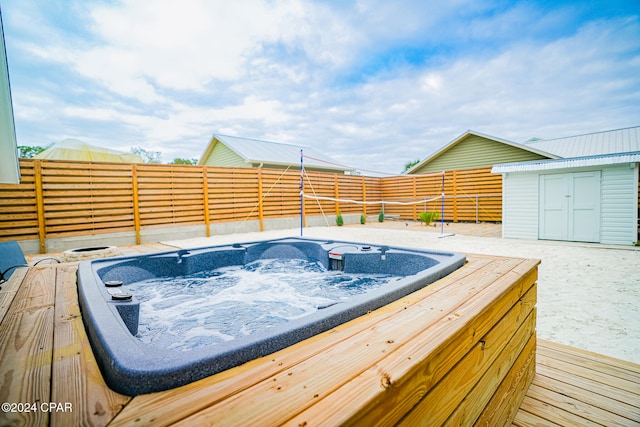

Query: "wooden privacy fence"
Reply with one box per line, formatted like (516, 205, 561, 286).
(0, 160, 502, 252)
(379, 168, 502, 223)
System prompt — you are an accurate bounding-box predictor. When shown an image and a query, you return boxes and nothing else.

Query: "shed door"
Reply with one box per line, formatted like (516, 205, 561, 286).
(539, 171, 601, 242)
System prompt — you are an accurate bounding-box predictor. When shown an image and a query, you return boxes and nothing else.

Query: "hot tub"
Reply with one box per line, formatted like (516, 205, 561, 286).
(77, 237, 466, 395)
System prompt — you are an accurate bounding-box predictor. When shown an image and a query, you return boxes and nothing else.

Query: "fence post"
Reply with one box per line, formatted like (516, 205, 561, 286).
(33, 160, 46, 254)
(334, 175, 340, 216)
(258, 168, 264, 231)
(202, 167, 211, 237)
(452, 170, 458, 223)
(476, 195, 479, 223)
(412, 176, 417, 220)
(131, 164, 141, 245)
(361, 176, 367, 218)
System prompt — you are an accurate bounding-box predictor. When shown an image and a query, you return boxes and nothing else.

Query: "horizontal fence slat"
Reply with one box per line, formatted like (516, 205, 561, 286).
(1, 160, 513, 246)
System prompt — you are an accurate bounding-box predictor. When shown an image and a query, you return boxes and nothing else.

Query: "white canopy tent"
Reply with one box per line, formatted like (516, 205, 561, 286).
(34, 139, 143, 163)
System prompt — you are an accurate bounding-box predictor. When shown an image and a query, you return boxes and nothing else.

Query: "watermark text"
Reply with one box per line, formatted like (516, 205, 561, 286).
(2, 402, 73, 413)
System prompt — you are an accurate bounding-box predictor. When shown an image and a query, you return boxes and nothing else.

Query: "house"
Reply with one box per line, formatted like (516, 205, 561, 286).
(404, 130, 559, 223)
(406, 130, 557, 174)
(0, 13, 19, 184)
(198, 134, 351, 174)
(406, 126, 639, 245)
(493, 126, 640, 246)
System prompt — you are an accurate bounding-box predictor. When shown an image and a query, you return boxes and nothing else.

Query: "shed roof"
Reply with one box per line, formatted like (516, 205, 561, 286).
(492, 125, 640, 174)
(199, 134, 350, 172)
(525, 125, 640, 157)
(492, 151, 640, 173)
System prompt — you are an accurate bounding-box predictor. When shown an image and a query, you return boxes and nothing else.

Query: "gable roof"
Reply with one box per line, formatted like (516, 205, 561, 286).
(34, 138, 144, 163)
(524, 125, 640, 158)
(198, 134, 350, 172)
(492, 126, 640, 174)
(405, 130, 558, 174)
(492, 151, 640, 173)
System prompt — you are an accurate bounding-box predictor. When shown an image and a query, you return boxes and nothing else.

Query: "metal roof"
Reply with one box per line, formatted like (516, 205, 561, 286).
(210, 134, 350, 171)
(524, 126, 640, 158)
(405, 129, 558, 174)
(492, 151, 640, 173)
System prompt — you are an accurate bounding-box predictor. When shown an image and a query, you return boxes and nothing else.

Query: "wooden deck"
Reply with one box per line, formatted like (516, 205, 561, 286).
(514, 340, 640, 426)
(0, 246, 638, 426)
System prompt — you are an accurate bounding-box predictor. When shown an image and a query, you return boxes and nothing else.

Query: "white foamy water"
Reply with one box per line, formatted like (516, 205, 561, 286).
(126, 258, 400, 351)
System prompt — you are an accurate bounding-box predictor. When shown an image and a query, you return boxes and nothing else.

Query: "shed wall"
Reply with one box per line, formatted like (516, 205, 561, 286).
(501, 164, 639, 245)
(413, 135, 548, 173)
(600, 164, 638, 245)
(502, 173, 538, 240)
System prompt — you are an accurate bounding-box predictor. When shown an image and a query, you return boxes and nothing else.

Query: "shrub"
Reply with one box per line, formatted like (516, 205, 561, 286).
(360, 214, 366, 224)
(378, 210, 384, 222)
(336, 212, 344, 226)
(418, 211, 440, 226)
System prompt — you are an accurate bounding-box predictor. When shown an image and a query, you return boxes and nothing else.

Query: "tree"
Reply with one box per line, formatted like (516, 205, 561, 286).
(170, 158, 198, 165)
(130, 146, 162, 164)
(17, 143, 53, 158)
(402, 159, 420, 173)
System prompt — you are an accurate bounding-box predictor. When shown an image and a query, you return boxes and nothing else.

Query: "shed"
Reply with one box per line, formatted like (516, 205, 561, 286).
(492, 126, 640, 245)
(198, 134, 350, 174)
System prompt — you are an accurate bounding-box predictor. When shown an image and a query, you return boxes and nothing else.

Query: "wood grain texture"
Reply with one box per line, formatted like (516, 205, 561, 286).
(2, 249, 637, 427)
(1, 160, 506, 248)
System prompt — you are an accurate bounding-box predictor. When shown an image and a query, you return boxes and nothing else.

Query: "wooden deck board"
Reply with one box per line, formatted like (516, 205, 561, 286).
(0, 267, 28, 322)
(0, 266, 56, 427)
(514, 339, 640, 427)
(1, 243, 639, 426)
(50, 264, 130, 427)
(534, 366, 640, 421)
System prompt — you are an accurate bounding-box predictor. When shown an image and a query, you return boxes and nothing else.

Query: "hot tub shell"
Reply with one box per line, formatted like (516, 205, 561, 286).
(77, 237, 466, 395)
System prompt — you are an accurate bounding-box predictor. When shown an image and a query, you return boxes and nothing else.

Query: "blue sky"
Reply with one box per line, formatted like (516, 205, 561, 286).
(2, 0, 639, 174)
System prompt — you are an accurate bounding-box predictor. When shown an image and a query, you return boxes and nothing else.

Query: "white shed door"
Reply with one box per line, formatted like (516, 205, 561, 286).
(539, 171, 601, 242)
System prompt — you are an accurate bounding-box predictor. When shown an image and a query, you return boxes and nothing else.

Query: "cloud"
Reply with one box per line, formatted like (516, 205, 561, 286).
(3, 1, 639, 174)
(75, 0, 362, 97)
(269, 14, 640, 170)
(31, 1, 286, 102)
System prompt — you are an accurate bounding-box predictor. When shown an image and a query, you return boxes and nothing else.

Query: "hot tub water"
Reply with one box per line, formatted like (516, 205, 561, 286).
(130, 258, 400, 351)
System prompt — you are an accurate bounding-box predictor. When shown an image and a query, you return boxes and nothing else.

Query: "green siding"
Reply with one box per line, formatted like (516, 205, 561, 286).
(412, 135, 550, 173)
(203, 141, 246, 167)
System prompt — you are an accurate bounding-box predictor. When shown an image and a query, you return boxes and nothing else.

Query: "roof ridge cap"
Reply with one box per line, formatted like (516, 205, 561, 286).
(215, 133, 310, 148)
(536, 125, 640, 142)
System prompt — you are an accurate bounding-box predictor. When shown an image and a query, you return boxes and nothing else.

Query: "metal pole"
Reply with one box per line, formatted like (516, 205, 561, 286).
(299, 149, 303, 236)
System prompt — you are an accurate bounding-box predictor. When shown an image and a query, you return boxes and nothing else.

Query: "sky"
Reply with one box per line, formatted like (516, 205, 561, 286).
(1, 0, 639, 175)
